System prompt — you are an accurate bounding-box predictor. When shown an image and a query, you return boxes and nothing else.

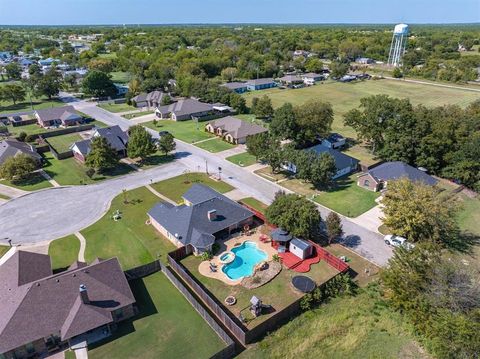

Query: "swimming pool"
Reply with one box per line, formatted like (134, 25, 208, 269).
(222, 241, 267, 280)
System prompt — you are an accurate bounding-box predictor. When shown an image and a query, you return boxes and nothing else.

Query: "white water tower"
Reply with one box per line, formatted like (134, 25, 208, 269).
(388, 24, 409, 67)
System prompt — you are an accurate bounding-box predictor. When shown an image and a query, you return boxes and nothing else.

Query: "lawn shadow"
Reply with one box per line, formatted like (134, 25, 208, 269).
(444, 231, 480, 254)
(140, 154, 174, 167)
(93, 164, 135, 181)
(321, 175, 355, 194)
(9, 173, 48, 187)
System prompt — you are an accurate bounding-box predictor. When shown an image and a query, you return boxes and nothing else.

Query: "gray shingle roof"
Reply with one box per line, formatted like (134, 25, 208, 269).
(132, 93, 148, 103)
(0, 140, 42, 165)
(35, 106, 81, 123)
(0, 252, 135, 354)
(207, 116, 267, 140)
(278, 75, 302, 83)
(221, 82, 247, 90)
(148, 184, 254, 249)
(368, 161, 438, 186)
(306, 144, 359, 171)
(246, 78, 275, 86)
(270, 228, 293, 243)
(156, 99, 213, 117)
(71, 125, 128, 156)
(290, 238, 311, 251)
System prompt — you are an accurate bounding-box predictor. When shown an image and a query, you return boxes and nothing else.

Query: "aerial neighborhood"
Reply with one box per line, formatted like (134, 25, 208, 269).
(0, 8, 479, 359)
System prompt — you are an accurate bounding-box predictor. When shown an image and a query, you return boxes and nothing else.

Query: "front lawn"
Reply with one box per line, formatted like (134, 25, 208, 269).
(0, 173, 52, 191)
(150, 172, 234, 203)
(88, 272, 226, 359)
(312, 174, 380, 217)
(239, 197, 268, 214)
(194, 138, 236, 153)
(81, 186, 176, 269)
(48, 235, 80, 270)
(98, 103, 136, 113)
(0, 245, 9, 258)
(143, 119, 215, 143)
(123, 111, 152, 119)
(46, 133, 82, 153)
(226, 152, 257, 167)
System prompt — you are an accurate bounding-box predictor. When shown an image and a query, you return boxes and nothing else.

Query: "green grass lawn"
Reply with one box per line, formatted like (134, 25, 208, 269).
(194, 138, 236, 153)
(98, 52, 117, 59)
(181, 254, 338, 328)
(226, 152, 258, 167)
(88, 272, 226, 359)
(0, 97, 65, 115)
(239, 285, 425, 359)
(98, 103, 136, 113)
(123, 111, 153, 120)
(48, 235, 80, 270)
(243, 79, 480, 139)
(109, 71, 132, 84)
(46, 133, 82, 153)
(0, 193, 10, 200)
(0, 245, 10, 258)
(6, 120, 106, 137)
(239, 197, 268, 214)
(0, 173, 52, 191)
(150, 172, 234, 203)
(43, 153, 135, 186)
(143, 119, 215, 143)
(312, 174, 380, 217)
(81, 186, 176, 270)
(456, 194, 480, 236)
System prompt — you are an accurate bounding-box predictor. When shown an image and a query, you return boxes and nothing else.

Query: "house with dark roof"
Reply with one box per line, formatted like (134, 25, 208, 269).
(148, 184, 254, 255)
(70, 125, 128, 163)
(35, 106, 83, 128)
(0, 140, 42, 166)
(321, 133, 346, 149)
(246, 78, 277, 91)
(221, 82, 248, 94)
(277, 75, 304, 87)
(357, 161, 438, 192)
(283, 144, 359, 179)
(155, 98, 214, 121)
(131, 90, 166, 108)
(0, 251, 135, 358)
(205, 116, 267, 144)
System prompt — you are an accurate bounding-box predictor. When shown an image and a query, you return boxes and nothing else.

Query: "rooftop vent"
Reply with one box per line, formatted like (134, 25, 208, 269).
(207, 209, 217, 221)
(79, 284, 90, 304)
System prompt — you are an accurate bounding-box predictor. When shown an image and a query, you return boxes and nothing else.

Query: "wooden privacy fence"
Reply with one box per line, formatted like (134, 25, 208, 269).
(311, 242, 350, 273)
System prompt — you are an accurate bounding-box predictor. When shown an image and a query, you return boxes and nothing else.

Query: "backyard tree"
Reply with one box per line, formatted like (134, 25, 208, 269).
(5, 62, 22, 80)
(228, 93, 247, 114)
(127, 125, 156, 160)
(329, 61, 349, 78)
(270, 102, 298, 140)
(294, 100, 333, 147)
(85, 136, 118, 172)
(221, 67, 238, 81)
(158, 133, 176, 155)
(37, 67, 63, 99)
(305, 58, 324, 73)
(0, 154, 38, 181)
(88, 58, 115, 73)
(309, 153, 336, 189)
(266, 193, 321, 239)
(325, 212, 343, 243)
(381, 178, 459, 244)
(0, 83, 26, 105)
(82, 70, 117, 98)
(254, 95, 274, 120)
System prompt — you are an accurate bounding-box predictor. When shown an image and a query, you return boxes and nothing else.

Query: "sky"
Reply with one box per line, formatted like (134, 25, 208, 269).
(0, 0, 479, 25)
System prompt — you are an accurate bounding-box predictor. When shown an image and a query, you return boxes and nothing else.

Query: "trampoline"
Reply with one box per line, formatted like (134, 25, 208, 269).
(291, 275, 316, 293)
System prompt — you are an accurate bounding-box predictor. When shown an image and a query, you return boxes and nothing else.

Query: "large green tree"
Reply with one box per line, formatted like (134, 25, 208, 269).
(0, 154, 38, 181)
(254, 95, 274, 120)
(5, 62, 22, 80)
(82, 70, 117, 98)
(85, 136, 118, 172)
(37, 67, 63, 99)
(294, 100, 333, 147)
(270, 102, 298, 140)
(127, 125, 156, 160)
(0, 83, 26, 105)
(157, 133, 176, 155)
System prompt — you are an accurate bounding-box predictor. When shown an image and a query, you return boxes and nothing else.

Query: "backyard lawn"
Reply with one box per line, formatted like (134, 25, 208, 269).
(226, 152, 257, 167)
(181, 254, 338, 328)
(194, 138, 236, 153)
(48, 235, 80, 270)
(98, 102, 136, 113)
(81, 186, 176, 269)
(239, 285, 425, 359)
(88, 272, 226, 359)
(109, 71, 132, 84)
(0, 173, 52, 191)
(5, 120, 106, 137)
(143, 119, 215, 143)
(151, 172, 234, 203)
(239, 197, 268, 214)
(46, 133, 82, 153)
(456, 194, 480, 236)
(43, 153, 135, 186)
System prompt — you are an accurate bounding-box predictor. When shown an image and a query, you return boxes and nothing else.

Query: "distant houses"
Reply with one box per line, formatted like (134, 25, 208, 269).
(246, 78, 277, 91)
(205, 116, 267, 144)
(277, 75, 304, 88)
(131, 90, 167, 108)
(221, 82, 248, 94)
(301, 72, 325, 85)
(35, 106, 83, 128)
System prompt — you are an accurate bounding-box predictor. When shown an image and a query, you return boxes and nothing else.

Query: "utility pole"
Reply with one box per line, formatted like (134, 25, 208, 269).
(218, 167, 222, 180)
(205, 159, 209, 175)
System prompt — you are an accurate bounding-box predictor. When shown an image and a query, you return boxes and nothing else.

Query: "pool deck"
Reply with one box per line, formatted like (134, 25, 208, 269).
(198, 229, 277, 285)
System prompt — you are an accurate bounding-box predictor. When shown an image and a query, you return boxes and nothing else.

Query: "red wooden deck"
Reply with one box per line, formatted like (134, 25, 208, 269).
(278, 250, 321, 273)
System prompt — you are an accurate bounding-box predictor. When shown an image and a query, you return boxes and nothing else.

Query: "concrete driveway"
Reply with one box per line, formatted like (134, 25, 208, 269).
(350, 204, 384, 234)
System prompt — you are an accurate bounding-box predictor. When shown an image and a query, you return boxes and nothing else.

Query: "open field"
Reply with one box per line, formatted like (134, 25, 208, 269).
(46, 133, 82, 153)
(181, 254, 338, 328)
(98, 102, 136, 113)
(144, 119, 215, 143)
(194, 138, 236, 153)
(88, 272, 226, 359)
(48, 235, 80, 270)
(239, 285, 425, 359)
(81, 186, 176, 269)
(151, 172, 234, 203)
(0, 97, 65, 115)
(226, 152, 257, 167)
(109, 71, 132, 83)
(0, 172, 52, 191)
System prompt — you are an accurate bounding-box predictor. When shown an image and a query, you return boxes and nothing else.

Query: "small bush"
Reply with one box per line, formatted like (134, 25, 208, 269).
(17, 131, 27, 142)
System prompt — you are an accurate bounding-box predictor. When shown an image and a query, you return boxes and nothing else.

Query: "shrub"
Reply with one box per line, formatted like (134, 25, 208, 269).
(17, 131, 27, 142)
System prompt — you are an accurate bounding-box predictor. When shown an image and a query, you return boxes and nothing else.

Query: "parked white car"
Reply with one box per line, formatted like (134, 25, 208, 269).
(384, 235, 415, 249)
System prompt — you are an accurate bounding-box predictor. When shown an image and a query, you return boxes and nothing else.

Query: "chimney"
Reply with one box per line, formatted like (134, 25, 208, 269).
(79, 284, 90, 304)
(207, 209, 217, 221)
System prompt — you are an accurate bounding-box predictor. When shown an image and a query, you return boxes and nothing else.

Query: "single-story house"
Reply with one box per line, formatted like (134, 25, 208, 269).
(35, 106, 83, 128)
(155, 98, 214, 121)
(70, 125, 128, 163)
(0, 251, 135, 359)
(148, 184, 255, 255)
(357, 161, 438, 192)
(321, 133, 346, 149)
(356, 57, 374, 64)
(283, 144, 359, 179)
(246, 78, 277, 91)
(221, 82, 248, 94)
(131, 90, 166, 108)
(0, 139, 42, 166)
(205, 116, 267, 144)
(277, 75, 304, 87)
(301, 72, 324, 85)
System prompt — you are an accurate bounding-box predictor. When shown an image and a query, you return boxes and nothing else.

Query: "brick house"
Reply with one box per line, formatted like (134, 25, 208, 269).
(205, 116, 267, 144)
(35, 106, 83, 128)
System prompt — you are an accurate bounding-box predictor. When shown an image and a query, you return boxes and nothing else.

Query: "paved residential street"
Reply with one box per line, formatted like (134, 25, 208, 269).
(0, 93, 393, 266)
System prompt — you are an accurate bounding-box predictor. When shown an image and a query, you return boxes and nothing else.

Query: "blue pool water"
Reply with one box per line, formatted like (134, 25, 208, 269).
(222, 241, 267, 280)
